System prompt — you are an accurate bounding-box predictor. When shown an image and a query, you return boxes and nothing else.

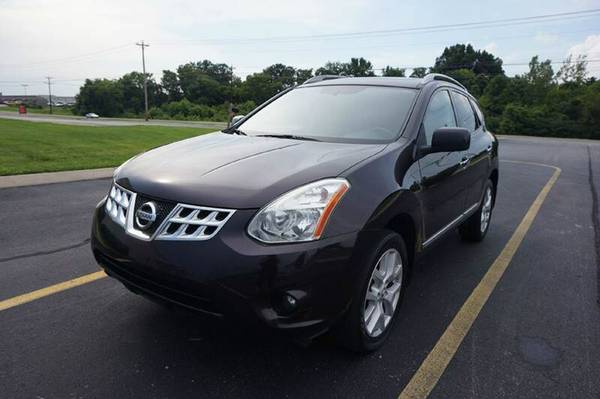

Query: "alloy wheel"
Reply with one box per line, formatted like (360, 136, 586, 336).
(480, 187, 493, 233)
(362, 248, 403, 337)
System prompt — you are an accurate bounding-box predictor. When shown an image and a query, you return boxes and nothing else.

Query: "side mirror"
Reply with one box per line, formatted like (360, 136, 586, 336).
(420, 127, 470, 156)
(231, 115, 245, 125)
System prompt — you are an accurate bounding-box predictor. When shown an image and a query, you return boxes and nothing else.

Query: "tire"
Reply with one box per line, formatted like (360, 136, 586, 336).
(337, 231, 408, 353)
(459, 179, 494, 242)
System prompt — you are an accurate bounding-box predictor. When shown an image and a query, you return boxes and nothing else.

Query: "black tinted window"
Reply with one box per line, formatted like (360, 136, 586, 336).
(423, 90, 456, 145)
(470, 98, 486, 130)
(452, 92, 476, 132)
(238, 85, 417, 143)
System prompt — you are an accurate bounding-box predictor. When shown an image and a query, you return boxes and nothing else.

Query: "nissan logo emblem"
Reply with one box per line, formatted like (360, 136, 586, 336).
(135, 201, 157, 230)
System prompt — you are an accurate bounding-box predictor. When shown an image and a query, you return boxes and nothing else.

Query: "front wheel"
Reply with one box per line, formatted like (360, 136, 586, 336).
(337, 231, 408, 353)
(459, 180, 494, 242)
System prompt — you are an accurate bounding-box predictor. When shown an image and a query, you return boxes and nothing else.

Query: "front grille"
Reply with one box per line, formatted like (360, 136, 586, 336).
(104, 182, 235, 241)
(133, 194, 176, 236)
(157, 204, 235, 241)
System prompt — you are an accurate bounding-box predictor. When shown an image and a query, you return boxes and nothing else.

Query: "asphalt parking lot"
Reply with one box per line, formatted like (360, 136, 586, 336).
(1, 135, 599, 399)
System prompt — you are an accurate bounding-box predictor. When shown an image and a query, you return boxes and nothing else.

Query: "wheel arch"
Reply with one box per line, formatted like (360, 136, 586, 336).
(362, 189, 423, 272)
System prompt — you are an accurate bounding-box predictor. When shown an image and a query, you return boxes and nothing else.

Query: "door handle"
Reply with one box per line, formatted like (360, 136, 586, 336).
(486, 144, 493, 153)
(459, 157, 470, 167)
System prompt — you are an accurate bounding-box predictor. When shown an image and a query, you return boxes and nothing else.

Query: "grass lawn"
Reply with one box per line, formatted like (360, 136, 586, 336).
(0, 118, 214, 175)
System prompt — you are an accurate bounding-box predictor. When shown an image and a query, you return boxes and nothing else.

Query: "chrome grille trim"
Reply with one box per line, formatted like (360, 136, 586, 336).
(156, 204, 235, 241)
(104, 182, 234, 241)
(105, 183, 134, 228)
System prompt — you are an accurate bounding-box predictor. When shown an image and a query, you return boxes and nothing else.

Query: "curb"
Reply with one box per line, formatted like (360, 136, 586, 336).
(0, 168, 114, 189)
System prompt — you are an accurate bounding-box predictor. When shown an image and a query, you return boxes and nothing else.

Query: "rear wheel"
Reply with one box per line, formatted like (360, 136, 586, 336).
(337, 231, 408, 353)
(459, 180, 494, 242)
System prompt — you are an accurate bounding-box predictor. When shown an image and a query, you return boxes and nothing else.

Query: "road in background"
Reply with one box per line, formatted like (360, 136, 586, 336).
(0, 136, 598, 398)
(0, 111, 226, 129)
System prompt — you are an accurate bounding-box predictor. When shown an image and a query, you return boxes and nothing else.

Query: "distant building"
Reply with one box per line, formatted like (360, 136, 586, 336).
(0, 94, 76, 107)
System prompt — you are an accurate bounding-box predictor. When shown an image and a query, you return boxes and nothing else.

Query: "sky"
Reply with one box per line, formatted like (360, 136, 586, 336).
(1, 0, 599, 96)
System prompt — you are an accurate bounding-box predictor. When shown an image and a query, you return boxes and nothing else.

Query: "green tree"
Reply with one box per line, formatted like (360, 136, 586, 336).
(193, 60, 234, 85)
(177, 62, 227, 106)
(580, 81, 600, 138)
(345, 57, 375, 76)
(263, 63, 297, 90)
(315, 57, 374, 76)
(161, 70, 182, 102)
(241, 73, 280, 104)
(295, 68, 313, 84)
(118, 72, 163, 114)
(74, 79, 123, 117)
(525, 56, 554, 86)
(556, 55, 588, 85)
(382, 66, 406, 77)
(315, 61, 348, 76)
(432, 44, 504, 75)
(410, 67, 427, 78)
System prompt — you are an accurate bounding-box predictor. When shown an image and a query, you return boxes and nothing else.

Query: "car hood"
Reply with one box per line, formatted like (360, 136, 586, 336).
(116, 132, 386, 209)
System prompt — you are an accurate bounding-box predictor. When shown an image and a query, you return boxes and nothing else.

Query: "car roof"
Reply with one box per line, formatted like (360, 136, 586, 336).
(302, 76, 423, 88)
(301, 74, 467, 91)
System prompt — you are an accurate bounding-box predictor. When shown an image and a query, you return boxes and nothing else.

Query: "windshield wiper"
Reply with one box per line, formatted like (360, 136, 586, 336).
(222, 128, 247, 136)
(255, 134, 320, 142)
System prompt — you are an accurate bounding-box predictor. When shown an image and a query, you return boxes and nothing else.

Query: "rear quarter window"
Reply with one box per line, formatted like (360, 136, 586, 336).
(451, 92, 477, 132)
(469, 98, 486, 131)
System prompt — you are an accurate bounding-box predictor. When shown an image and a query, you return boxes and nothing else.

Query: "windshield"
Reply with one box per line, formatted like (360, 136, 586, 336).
(237, 85, 417, 143)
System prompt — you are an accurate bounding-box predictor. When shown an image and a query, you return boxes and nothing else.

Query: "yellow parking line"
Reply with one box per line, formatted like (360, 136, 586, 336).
(399, 161, 561, 399)
(0, 271, 107, 312)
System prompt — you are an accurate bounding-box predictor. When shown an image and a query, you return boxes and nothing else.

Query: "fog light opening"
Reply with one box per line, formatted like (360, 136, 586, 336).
(275, 293, 299, 315)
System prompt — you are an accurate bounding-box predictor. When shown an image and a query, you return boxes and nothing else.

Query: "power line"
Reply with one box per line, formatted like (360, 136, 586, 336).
(136, 41, 150, 121)
(154, 8, 600, 45)
(374, 58, 600, 71)
(210, 27, 599, 56)
(0, 44, 132, 69)
(1, 10, 597, 75)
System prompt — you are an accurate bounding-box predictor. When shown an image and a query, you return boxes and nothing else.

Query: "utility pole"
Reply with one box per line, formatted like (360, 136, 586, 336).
(45, 77, 53, 114)
(21, 84, 28, 96)
(136, 41, 150, 121)
(227, 64, 235, 127)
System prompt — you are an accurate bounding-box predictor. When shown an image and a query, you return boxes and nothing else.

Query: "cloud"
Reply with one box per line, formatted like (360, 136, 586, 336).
(567, 34, 600, 59)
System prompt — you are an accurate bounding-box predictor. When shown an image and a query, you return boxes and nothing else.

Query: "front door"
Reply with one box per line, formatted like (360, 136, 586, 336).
(417, 89, 470, 242)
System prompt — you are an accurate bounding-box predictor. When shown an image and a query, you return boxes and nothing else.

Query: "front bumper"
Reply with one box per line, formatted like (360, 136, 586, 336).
(91, 198, 360, 340)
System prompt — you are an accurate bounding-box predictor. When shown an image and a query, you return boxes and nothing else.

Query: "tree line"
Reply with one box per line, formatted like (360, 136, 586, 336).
(73, 44, 599, 139)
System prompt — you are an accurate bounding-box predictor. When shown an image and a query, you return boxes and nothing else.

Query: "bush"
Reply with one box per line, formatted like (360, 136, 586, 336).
(498, 103, 587, 138)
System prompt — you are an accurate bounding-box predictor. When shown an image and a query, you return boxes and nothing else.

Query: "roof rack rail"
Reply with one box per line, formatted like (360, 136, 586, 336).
(422, 73, 466, 90)
(302, 75, 345, 85)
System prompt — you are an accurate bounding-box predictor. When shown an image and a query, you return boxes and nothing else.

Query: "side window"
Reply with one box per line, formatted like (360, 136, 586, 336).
(451, 92, 477, 132)
(422, 90, 456, 145)
(470, 98, 486, 131)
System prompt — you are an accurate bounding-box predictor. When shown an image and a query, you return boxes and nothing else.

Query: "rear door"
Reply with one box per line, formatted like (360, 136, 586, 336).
(450, 91, 492, 208)
(417, 89, 470, 243)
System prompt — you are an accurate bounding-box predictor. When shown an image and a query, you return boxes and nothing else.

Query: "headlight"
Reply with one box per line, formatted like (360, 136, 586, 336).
(247, 178, 350, 243)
